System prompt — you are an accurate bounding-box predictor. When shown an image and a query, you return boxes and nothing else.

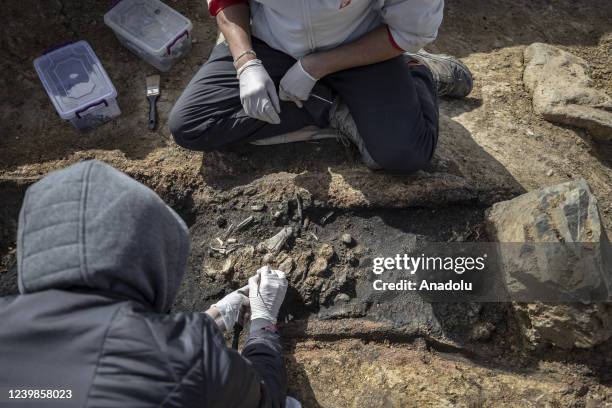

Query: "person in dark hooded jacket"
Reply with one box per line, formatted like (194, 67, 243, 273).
(0, 160, 288, 408)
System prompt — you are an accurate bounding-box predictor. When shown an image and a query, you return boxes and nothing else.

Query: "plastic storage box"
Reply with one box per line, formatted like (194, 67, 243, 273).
(104, 0, 193, 72)
(34, 41, 121, 131)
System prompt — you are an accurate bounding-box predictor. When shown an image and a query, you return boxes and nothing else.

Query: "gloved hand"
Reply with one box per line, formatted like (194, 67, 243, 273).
(249, 266, 288, 325)
(238, 59, 281, 124)
(279, 60, 317, 108)
(211, 286, 250, 332)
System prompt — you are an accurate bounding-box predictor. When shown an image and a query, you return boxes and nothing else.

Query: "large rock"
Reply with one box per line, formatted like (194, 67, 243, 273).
(486, 179, 612, 349)
(523, 43, 612, 141)
(512, 303, 612, 350)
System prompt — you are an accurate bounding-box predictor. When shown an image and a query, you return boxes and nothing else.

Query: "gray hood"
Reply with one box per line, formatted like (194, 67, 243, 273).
(17, 160, 190, 312)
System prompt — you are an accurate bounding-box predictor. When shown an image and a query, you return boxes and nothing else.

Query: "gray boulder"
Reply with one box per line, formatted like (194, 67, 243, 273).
(523, 43, 612, 141)
(486, 179, 612, 349)
(512, 303, 612, 350)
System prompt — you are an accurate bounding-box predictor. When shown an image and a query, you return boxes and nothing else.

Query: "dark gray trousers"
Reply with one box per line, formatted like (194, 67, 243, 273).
(169, 37, 439, 173)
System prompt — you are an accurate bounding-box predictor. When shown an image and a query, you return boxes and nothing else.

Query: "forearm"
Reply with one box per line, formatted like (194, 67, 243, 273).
(215, 4, 255, 69)
(302, 25, 403, 79)
(243, 328, 286, 408)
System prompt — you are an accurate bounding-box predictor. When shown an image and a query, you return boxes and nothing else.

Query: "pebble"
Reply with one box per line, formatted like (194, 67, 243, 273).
(279, 256, 295, 273)
(221, 258, 234, 275)
(251, 203, 265, 212)
(341, 233, 353, 245)
(272, 210, 282, 219)
(546, 169, 554, 177)
(262, 253, 274, 264)
(334, 293, 350, 303)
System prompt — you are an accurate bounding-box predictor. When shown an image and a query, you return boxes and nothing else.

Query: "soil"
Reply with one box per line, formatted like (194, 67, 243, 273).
(1, 0, 612, 406)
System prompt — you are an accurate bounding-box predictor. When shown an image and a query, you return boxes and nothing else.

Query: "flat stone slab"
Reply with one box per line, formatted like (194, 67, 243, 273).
(524, 43, 612, 141)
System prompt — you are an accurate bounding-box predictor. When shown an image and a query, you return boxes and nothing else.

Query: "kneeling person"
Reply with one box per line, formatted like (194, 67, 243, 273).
(170, 0, 472, 173)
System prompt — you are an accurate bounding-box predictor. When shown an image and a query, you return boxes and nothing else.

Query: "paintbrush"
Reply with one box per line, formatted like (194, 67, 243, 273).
(146, 74, 160, 130)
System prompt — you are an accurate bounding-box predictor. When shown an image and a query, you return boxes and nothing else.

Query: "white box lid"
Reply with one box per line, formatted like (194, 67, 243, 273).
(104, 0, 192, 56)
(34, 41, 117, 120)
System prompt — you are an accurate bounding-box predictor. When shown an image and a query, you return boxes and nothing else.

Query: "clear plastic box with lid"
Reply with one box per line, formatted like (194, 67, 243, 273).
(33, 41, 121, 131)
(104, 0, 193, 72)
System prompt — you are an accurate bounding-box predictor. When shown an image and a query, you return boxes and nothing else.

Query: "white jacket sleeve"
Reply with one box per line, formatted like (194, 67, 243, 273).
(380, 0, 444, 53)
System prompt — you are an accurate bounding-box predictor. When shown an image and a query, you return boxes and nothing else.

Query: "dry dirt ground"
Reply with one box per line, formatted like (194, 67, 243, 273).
(1, 0, 612, 407)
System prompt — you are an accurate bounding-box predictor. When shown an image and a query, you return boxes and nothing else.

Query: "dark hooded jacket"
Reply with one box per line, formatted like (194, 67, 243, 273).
(0, 160, 285, 407)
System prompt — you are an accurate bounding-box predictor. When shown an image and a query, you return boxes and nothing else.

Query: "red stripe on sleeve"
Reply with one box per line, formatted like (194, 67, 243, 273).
(386, 26, 404, 51)
(209, 0, 248, 16)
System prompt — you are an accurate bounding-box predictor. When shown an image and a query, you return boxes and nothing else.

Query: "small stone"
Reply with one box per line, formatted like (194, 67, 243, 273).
(318, 243, 335, 261)
(241, 245, 255, 258)
(546, 169, 554, 177)
(251, 203, 265, 212)
(341, 233, 353, 246)
(279, 256, 295, 273)
(221, 258, 235, 275)
(262, 253, 274, 264)
(272, 210, 282, 220)
(309, 247, 334, 277)
(334, 293, 350, 303)
(309, 257, 328, 277)
(226, 238, 237, 244)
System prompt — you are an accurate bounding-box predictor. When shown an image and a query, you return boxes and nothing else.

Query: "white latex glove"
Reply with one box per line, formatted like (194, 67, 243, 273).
(249, 266, 288, 324)
(238, 59, 281, 124)
(279, 60, 317, 108)
(212, 286, 250, 332)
